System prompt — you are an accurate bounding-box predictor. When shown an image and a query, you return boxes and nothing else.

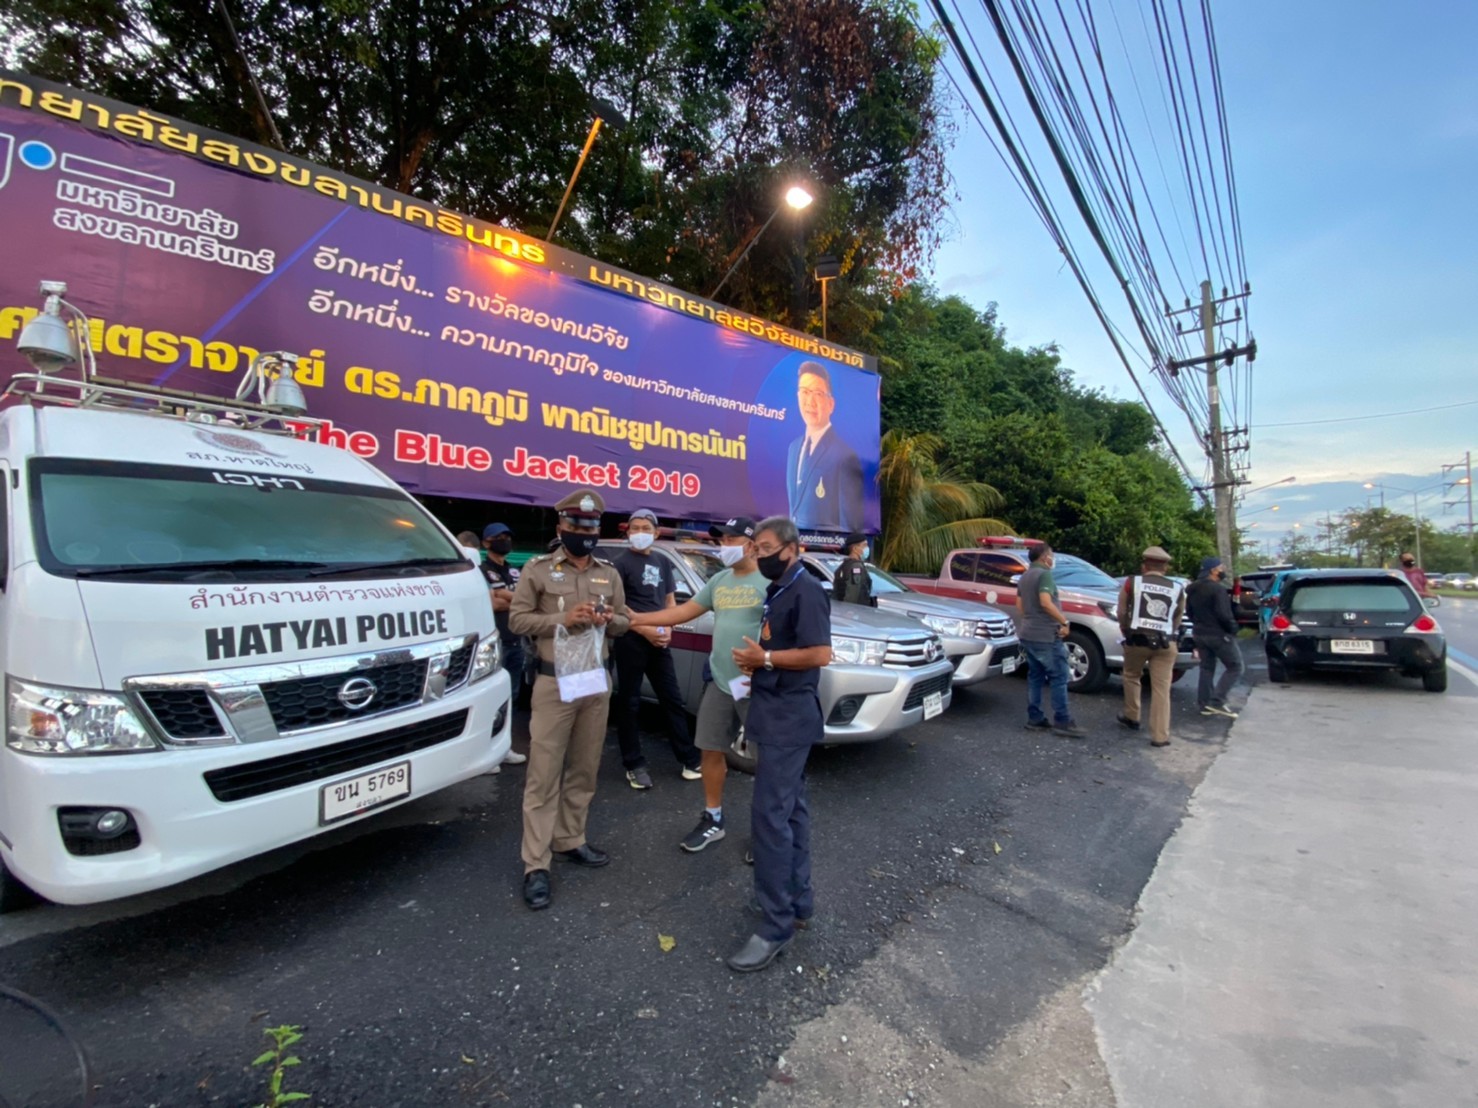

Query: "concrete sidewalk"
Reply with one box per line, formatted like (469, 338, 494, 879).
(1087, 678, 1478, 1106)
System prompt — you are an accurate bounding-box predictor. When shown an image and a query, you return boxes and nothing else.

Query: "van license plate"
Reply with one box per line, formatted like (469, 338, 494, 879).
(1331, 639, 1374, 655)
(1001, 655, 1019, 674)
(923, 692, 944, 720)
(320, 761, 411, 825)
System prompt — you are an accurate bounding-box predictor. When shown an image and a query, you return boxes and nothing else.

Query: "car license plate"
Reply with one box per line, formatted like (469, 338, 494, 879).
(1001, 655, 1019, 674)
(1331, 639, 1375, 655)
(320, 761, 411, 825)
(923, 691, 944, 720)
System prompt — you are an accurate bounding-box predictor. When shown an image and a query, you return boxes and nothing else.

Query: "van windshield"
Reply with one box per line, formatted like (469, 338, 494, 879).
(31, 459, 466, 581)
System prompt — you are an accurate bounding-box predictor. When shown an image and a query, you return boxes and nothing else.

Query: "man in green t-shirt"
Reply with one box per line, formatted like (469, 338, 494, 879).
(629, 518, 765, 853)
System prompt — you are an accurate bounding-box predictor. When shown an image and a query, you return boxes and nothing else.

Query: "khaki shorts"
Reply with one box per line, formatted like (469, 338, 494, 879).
(694, 681, 751, 752)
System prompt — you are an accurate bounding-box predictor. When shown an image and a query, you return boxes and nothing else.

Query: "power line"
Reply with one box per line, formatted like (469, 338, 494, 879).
(1257, 399, 1478, 428)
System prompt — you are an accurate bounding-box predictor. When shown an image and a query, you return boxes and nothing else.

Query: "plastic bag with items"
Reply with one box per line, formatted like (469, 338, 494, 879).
(553, 622, 608, 702)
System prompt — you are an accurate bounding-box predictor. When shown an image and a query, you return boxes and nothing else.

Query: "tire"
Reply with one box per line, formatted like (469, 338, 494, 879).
(1065, 629, 1107, 693)
(0, 859, 41, 914)
(724, 742, 757, 775)
(1266, 655, 1290, 684)
(1422, 664, 1448, 693)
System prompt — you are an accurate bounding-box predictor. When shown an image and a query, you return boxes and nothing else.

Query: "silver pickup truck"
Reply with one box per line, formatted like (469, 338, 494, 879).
(799, 554, 1022, 687)
(598, 541, 956, 764)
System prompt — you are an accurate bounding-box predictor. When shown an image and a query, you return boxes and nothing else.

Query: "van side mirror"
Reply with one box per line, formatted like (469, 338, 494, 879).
(1425, 596, 1440, 609)
(675, 583, 693, 602)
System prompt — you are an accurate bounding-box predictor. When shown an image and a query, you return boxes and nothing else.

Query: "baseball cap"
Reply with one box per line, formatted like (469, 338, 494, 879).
(482, 523, 511, 540)
(1200, 555, 1224, 575)
(629, 509, 659, 525)
(709, 517, 757, 539)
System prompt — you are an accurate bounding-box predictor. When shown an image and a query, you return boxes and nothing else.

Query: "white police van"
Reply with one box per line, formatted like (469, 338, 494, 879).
(0, 282, 510, 908)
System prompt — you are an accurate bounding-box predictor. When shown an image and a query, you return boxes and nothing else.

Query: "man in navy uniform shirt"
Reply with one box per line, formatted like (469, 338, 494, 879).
(727, 515, 833, 972)
(785, 362, 865, 533)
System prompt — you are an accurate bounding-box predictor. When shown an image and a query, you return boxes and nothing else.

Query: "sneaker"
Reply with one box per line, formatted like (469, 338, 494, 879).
(1052, 721, 1088, 738)
(680, 765, 703, 781)
(502, 750, 527, 765)
(626, 767, 654, 790)
(1024, 718, 1052, 731)
(1204, 704, 1239, 719)
(1116, 714, 1140, 731)
(483, 764, 502, 775)
(680, 812, 726, 853)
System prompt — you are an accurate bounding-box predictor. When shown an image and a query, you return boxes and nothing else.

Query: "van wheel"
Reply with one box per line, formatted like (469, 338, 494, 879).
(1422, 664, 1448, 693)
(1266, 655, 1290, 684)
(0, 860, 41, 914)
(1065, 630, 1107, 693)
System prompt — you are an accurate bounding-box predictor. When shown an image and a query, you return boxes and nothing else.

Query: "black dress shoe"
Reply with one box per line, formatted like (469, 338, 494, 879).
(523, 869, 551, 910)
(726, 932, 793, 973)
(554, 843, 610, 868)
(747, 895, 811, 930)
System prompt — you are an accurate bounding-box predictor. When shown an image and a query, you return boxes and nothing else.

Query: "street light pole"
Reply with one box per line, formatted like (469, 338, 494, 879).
(708, 185, 814, 302)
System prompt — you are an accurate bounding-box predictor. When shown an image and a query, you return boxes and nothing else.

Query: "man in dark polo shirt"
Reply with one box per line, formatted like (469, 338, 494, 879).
(481, 522, 530, 752)
(612, 509, 701, 788)
(727, 515, 833, 972)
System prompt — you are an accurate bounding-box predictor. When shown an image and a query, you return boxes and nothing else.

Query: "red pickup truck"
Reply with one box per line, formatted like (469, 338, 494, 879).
(895, 541, 1194, 692)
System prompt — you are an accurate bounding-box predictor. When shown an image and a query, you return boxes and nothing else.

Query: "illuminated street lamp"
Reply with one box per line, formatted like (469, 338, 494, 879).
(708, 184, 815, 301)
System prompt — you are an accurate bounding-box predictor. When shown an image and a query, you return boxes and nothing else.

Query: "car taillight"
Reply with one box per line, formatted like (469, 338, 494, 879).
(1269, 613, 1292, 631)
(1407, 614, 1439, 633)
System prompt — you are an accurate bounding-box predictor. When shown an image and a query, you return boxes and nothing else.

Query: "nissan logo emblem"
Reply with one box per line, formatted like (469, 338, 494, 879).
(337, 676, 378, 711)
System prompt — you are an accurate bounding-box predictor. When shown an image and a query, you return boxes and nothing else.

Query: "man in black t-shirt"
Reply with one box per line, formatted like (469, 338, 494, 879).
(612, 510, 701, 789)
(481, 523, 531, 721)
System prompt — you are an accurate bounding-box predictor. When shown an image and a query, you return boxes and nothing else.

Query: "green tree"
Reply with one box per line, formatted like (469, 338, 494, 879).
(876, 430, 1008, 574)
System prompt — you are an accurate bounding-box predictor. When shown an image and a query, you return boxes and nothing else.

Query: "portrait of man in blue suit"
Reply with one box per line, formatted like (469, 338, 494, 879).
(785, 361, 865, 532)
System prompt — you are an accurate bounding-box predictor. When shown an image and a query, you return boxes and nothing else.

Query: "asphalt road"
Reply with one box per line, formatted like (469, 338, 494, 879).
(0, 656, 1248, 1107)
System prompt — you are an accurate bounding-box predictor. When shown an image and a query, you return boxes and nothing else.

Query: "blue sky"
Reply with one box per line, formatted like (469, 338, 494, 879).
(924, 0, 1478, 555)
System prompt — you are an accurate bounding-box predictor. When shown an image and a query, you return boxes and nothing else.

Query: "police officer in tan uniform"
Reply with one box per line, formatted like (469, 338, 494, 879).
(509, 489, 630, 910)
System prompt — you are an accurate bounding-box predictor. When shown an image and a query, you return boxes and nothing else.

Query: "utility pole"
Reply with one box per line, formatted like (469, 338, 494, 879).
(1442, 450, 1474, 573)
(1167, 282, 1254, 570)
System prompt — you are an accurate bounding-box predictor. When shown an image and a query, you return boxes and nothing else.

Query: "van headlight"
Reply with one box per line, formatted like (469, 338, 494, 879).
(468, 634, 503, 683)
(830, 636, 887, 666)
(921, 615, 971, 639)
(7, 679, 159, 755)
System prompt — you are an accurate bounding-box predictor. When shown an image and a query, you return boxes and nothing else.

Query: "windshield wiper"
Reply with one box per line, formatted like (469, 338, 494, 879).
(308, 556, 469, 578)
(73, 558, 332, 578)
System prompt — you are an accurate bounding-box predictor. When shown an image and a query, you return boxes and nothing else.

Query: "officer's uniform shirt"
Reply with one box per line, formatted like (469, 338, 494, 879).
(747, 563, 832, 747)
(481, 556, 520, 641)
(509, 548, 630, 664)
(832, 557, 873, 607)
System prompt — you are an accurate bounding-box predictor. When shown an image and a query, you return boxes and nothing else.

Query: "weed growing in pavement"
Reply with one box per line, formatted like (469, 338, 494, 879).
(251, 1024, 311, 1107)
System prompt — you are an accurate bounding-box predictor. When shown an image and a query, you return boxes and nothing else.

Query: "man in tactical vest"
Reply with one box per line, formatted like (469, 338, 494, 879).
(1117, 546, 1186, 748)
(831, 531, 874, 606)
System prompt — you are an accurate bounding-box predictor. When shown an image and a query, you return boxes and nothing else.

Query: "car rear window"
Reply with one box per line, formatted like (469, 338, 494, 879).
(1288, 580, 1414, 614)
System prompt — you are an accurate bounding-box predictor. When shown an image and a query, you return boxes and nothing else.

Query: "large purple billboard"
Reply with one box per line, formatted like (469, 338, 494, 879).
(0, 72, 880, 534)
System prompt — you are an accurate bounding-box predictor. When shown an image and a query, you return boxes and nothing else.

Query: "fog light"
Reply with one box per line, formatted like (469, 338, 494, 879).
(826, 696, 865, 725)
(57, 806, 140, 856)
(95, 809, 129, 836)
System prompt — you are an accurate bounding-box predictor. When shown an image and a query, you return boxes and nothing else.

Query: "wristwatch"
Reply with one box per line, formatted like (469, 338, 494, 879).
(763, 651, 774, 671)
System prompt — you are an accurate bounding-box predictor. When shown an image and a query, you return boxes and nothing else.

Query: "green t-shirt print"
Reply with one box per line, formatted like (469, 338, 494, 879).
(693, 568, 767, 688)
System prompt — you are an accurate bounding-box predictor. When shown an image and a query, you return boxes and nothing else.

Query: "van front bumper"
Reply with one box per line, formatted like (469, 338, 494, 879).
(0, 672, 510, 906)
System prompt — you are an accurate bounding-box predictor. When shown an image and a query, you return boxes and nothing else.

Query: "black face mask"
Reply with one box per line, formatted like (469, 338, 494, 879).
(757, 550, 791, 581)
(487, 536, 513, 555)
(559, 530, 599, 558)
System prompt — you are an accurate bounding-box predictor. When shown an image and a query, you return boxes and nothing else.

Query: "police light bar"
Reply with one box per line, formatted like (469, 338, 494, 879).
(978, 535, 1035, 547)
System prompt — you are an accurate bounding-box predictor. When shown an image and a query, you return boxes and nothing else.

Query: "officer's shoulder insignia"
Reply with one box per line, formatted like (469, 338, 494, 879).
(593, 555, 616, 567)
(527, 553, 554, 566)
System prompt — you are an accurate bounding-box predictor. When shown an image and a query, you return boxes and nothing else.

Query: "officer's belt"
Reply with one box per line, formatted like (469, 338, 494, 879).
(536, 659, 614, 678)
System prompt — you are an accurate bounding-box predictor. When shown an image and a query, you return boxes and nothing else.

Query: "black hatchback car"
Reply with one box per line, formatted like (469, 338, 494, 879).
(1263, 569, 1446, 691)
